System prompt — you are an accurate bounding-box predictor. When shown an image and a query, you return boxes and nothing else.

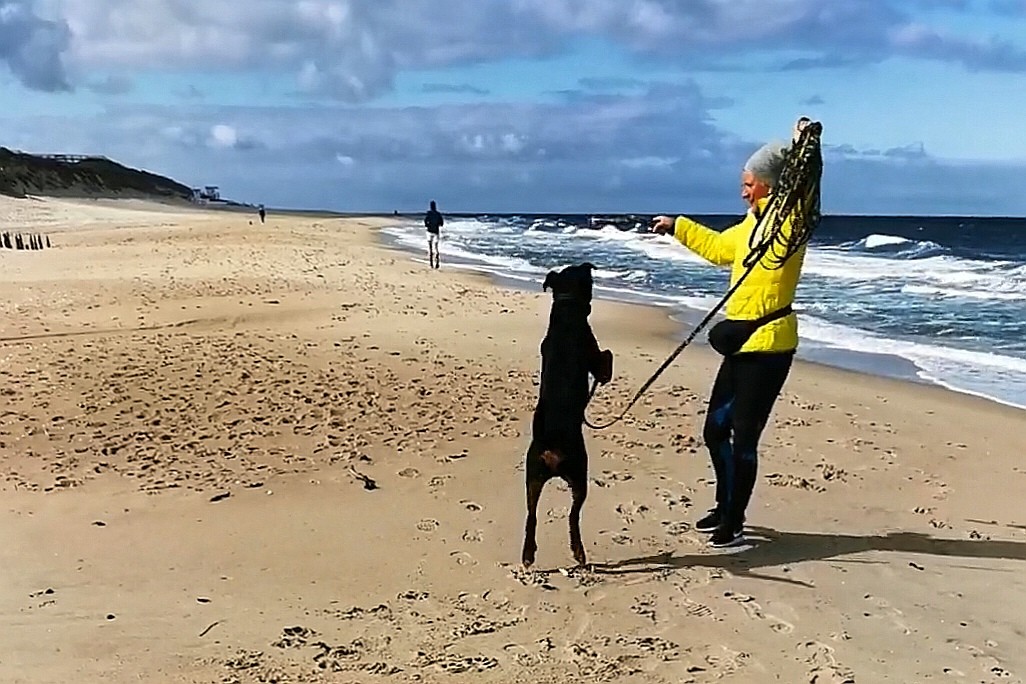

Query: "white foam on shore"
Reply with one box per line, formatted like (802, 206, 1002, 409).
(797, 315, 1026, 410)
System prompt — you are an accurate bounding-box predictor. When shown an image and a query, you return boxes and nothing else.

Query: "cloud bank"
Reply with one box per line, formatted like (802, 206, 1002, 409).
(3, 1, 1024, 214)
(7, 0, 1026, 99)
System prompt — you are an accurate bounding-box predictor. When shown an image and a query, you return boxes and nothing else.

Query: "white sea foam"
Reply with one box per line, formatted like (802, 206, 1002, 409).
(862, 233, 910, 249)
(798, 315, 1026, 409)
(901, 283, 1026, 302)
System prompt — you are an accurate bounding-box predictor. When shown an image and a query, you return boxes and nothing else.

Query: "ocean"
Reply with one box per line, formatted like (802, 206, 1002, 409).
(380, 213, 1026, 411)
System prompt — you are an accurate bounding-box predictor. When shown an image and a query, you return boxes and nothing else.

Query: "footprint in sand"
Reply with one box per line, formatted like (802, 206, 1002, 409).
(661, 520, 692, 537)
(428, 475, 451, 489)
(703, 647, 751, 677)
(398, 467, 420, 478)
(545, 507, 570, 521)
(726, 592, 794, 634)
(799, 640, 855, 684)
(944, 638, 1015, 681)
(417, 519, 439, 532)
(678, 596, 714, 619)
(272, 625, 320, 649)
(862, 593, 912, 635)
(765, 472, 827, 493)
(631, 594, 658, 623)
(462, 530, 483, 543)
(989, 665, 1014, 679)
(615, 502, 650, 525)
(502, 643, 540, 667)
(432, 655, 499, 674)
(460, 500, 482, 512)
(450, 550, 477, 567)
(657, 490, 692, 511)
(507, 565, 558, 591)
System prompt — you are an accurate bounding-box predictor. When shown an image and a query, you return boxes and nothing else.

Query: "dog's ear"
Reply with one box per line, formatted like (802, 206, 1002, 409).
(542, 270, 558, 292)
(581, 262, 596, 271)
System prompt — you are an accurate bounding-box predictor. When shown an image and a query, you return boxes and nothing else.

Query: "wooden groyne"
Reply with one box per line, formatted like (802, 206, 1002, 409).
(1, 232, 51, 250)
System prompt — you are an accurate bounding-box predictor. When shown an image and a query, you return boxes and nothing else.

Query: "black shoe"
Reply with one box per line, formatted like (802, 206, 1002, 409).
(694, 509, 721, 534)
(708, 523, 745, 548)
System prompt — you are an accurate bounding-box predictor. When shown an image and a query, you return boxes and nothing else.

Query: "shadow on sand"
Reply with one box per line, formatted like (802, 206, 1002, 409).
(593, 527, 1026, 588)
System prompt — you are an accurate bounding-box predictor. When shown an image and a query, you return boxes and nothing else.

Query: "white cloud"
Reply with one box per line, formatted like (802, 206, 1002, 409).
(7, 1, 1026, 98)
(456, 132, 531, 157)
(208, 124, 238, 149)
(620, 156, 678, 169)
(500, 133, 526, 153)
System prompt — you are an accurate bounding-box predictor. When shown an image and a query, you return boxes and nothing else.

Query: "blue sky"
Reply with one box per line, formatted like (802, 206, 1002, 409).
(2, 0, 1026, 216)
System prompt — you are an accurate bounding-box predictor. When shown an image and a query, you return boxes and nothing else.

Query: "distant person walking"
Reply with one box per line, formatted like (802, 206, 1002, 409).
(258, 204, 266, 224)
(424, 200, 444, 269)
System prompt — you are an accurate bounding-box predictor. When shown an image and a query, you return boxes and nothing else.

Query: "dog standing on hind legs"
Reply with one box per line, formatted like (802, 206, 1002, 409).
(522, 263, 613, 569)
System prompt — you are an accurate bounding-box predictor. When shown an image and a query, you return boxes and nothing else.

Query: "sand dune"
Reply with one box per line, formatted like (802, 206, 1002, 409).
(2, 195, 1026, 683)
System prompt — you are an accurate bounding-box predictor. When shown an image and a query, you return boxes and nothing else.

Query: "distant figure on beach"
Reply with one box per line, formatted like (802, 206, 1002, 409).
(650, 117, 815, 549)
(258, 204, 266, 224)
(424, 200, 444, 269)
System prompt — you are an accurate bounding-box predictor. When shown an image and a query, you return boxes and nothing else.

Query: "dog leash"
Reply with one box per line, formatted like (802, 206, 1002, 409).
(583, 120, 824, 431)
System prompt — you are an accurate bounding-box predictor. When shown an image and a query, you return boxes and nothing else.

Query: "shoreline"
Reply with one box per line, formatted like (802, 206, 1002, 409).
(374, 225, 1026, 415)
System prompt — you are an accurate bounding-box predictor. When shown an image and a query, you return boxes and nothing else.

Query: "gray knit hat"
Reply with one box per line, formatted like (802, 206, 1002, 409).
(744, 140, 789, 187)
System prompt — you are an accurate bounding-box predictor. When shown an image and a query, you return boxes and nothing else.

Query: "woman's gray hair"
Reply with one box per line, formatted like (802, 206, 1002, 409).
(744, 140, 790, 188)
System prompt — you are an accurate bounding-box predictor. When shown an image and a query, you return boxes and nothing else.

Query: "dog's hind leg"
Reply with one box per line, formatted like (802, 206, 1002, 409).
(568, 476, 588, 567)
(522, 473, 546, 569)
(522, 440, 553, 568)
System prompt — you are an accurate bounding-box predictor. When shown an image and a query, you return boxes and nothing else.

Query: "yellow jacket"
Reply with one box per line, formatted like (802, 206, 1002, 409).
(673, 196, 806, 353)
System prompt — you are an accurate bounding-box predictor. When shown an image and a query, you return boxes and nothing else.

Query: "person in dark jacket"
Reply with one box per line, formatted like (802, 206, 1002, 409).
(424, 200, 444, 269)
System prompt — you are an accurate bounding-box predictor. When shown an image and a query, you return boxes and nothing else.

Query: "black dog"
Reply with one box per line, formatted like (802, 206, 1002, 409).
(522, 263, 613, 568)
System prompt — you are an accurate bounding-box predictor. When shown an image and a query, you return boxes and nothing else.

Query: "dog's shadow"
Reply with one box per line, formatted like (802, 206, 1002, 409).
(591, 526, 1026, 588)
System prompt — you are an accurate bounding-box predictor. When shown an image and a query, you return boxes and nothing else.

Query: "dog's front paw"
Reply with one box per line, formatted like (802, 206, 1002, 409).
(594, 349, 613, 385)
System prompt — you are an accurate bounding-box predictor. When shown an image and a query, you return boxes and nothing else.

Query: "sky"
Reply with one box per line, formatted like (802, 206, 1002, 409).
(2, 0, 1026, 216)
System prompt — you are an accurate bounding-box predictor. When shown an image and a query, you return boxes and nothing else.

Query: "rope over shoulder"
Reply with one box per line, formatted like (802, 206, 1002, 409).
(583, 120, 824, 431)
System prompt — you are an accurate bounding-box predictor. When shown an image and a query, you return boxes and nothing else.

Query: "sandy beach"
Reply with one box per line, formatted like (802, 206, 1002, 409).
(3, 195, 1026, 683)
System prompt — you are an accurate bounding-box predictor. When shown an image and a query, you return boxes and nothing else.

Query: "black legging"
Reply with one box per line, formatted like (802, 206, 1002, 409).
(702, 351, 794, 526)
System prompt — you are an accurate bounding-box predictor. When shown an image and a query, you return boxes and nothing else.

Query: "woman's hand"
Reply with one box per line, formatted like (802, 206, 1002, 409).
(650, 215, 675, 235)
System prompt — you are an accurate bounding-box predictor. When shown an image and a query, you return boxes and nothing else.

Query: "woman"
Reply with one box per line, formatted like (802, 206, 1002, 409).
(651, 123, 812, 548)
